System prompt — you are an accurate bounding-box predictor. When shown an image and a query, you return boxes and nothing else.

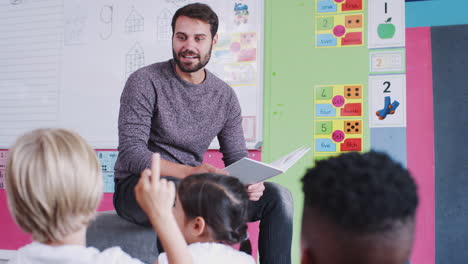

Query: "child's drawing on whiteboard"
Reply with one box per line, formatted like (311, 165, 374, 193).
(165, 0, 190, 8)
(99, 5, 113, 40)
(126, 42, 145, 77)
(10, 0, 23, 5)
(64, 0, 88, 45)
(223, 63, 256, 85)
(234, 2, 249, 25)
(242, 116, 256, 142)
(157, 9, 172, 41)
(230, 32, 257, 62)
(125, 7, 144, 33)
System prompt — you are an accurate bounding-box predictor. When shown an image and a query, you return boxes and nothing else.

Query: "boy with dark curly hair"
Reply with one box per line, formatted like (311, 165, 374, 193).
(301, 152, 418, 264)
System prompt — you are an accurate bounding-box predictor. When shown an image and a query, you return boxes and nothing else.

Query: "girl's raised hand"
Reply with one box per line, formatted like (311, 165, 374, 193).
(135, 153, 176, 221)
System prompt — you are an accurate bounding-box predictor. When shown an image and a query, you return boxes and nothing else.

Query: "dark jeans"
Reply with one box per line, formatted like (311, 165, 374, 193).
(114, 174, 293, 264)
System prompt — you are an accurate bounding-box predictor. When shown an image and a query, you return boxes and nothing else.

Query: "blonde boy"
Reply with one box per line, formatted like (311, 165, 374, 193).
(6, 128, 190, 264)
(5, 129, 143, 263)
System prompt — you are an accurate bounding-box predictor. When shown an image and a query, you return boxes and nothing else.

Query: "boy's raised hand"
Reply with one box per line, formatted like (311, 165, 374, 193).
(135, 153, 176, 221)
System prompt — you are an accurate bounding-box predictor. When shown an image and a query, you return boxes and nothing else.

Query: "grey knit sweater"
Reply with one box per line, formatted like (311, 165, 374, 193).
(114, 60, 248, 179)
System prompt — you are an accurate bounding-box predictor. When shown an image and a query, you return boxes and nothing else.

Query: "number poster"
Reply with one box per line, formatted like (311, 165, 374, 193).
(369, 75, 406, 127)
(313, 84, 365, 159)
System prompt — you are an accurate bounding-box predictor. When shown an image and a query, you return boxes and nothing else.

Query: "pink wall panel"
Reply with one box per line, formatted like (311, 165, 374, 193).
(0, 189, 32, 249)
(0, 192, 116, 249)
(406, 27, 435, 264)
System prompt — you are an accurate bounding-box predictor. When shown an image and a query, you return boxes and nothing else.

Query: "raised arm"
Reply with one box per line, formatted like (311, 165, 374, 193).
(135, 153, 192, 264)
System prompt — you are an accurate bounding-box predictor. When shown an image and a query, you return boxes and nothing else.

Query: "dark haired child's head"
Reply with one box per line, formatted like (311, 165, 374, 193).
(301, 152, 418, 264)
(174, 173, 249, 245)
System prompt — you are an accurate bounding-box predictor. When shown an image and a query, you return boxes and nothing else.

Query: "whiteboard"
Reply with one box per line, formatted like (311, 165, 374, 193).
(0, 0, 263, 149)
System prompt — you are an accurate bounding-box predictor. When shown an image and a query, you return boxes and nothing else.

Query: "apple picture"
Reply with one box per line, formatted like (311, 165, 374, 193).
(377, 17, 396, 39)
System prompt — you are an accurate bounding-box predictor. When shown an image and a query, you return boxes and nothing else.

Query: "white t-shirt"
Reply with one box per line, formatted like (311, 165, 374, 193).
(158, 242, 255, 264)
(9, 242, 143, 264)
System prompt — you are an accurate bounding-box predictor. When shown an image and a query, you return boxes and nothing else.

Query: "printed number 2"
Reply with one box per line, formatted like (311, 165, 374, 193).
(383, 81, 391, 93)
(376, 58, 382, 67)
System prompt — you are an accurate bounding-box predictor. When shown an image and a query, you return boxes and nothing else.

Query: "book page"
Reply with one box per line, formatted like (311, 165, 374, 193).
(269, 146, 310, 170)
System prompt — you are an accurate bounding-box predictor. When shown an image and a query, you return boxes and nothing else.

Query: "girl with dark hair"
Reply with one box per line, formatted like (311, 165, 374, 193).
(136, 154, 255, 264)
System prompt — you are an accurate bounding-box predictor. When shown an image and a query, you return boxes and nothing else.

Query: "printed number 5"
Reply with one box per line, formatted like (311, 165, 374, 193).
(321, 124, 327, 132)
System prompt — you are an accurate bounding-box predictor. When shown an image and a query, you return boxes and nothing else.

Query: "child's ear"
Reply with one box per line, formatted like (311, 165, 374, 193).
(191, 216, 207, 237)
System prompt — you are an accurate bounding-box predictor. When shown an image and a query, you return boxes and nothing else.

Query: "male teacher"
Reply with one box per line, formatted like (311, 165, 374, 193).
(113, 3, 293, 263)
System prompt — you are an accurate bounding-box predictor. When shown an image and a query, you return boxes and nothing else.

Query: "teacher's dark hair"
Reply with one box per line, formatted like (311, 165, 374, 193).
(171, 3, 219, 38)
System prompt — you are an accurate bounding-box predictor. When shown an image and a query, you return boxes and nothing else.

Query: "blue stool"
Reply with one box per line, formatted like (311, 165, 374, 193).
(86, 210, 158, 263)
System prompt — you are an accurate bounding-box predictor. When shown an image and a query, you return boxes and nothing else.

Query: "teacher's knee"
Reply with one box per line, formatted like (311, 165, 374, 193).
(265, 182, 294, 219)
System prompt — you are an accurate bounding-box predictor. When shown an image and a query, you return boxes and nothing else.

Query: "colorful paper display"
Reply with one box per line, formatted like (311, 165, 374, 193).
(314, 120, 363, 153)
(0, 149, 118, 192)
(369, 48, 406, 74)
(313, 85, 365, 160)
(369, 75, 406, 127)
(315, 84, 364, 118)
(368, 0, 405, 48)
(96, 150, 118, 193)
(316, 13, 365, 47)
(316, 0, 364, 14)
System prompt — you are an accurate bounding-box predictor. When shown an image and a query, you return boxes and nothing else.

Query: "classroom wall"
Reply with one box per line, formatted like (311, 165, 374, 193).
(406, 2, 468, 264)
(263, 1, 369, 263)
(1, 1, 464, 263)
(406, 27, 435, 264)
(262, 1, 443, 263)
(431, 24, 468, 264)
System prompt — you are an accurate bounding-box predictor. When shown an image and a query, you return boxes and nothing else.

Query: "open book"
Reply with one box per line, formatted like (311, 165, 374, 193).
(224, 146, 311, 185)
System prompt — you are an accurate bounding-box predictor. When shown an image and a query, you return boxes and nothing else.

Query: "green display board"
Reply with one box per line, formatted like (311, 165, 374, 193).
(263, 1, 370, 262)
